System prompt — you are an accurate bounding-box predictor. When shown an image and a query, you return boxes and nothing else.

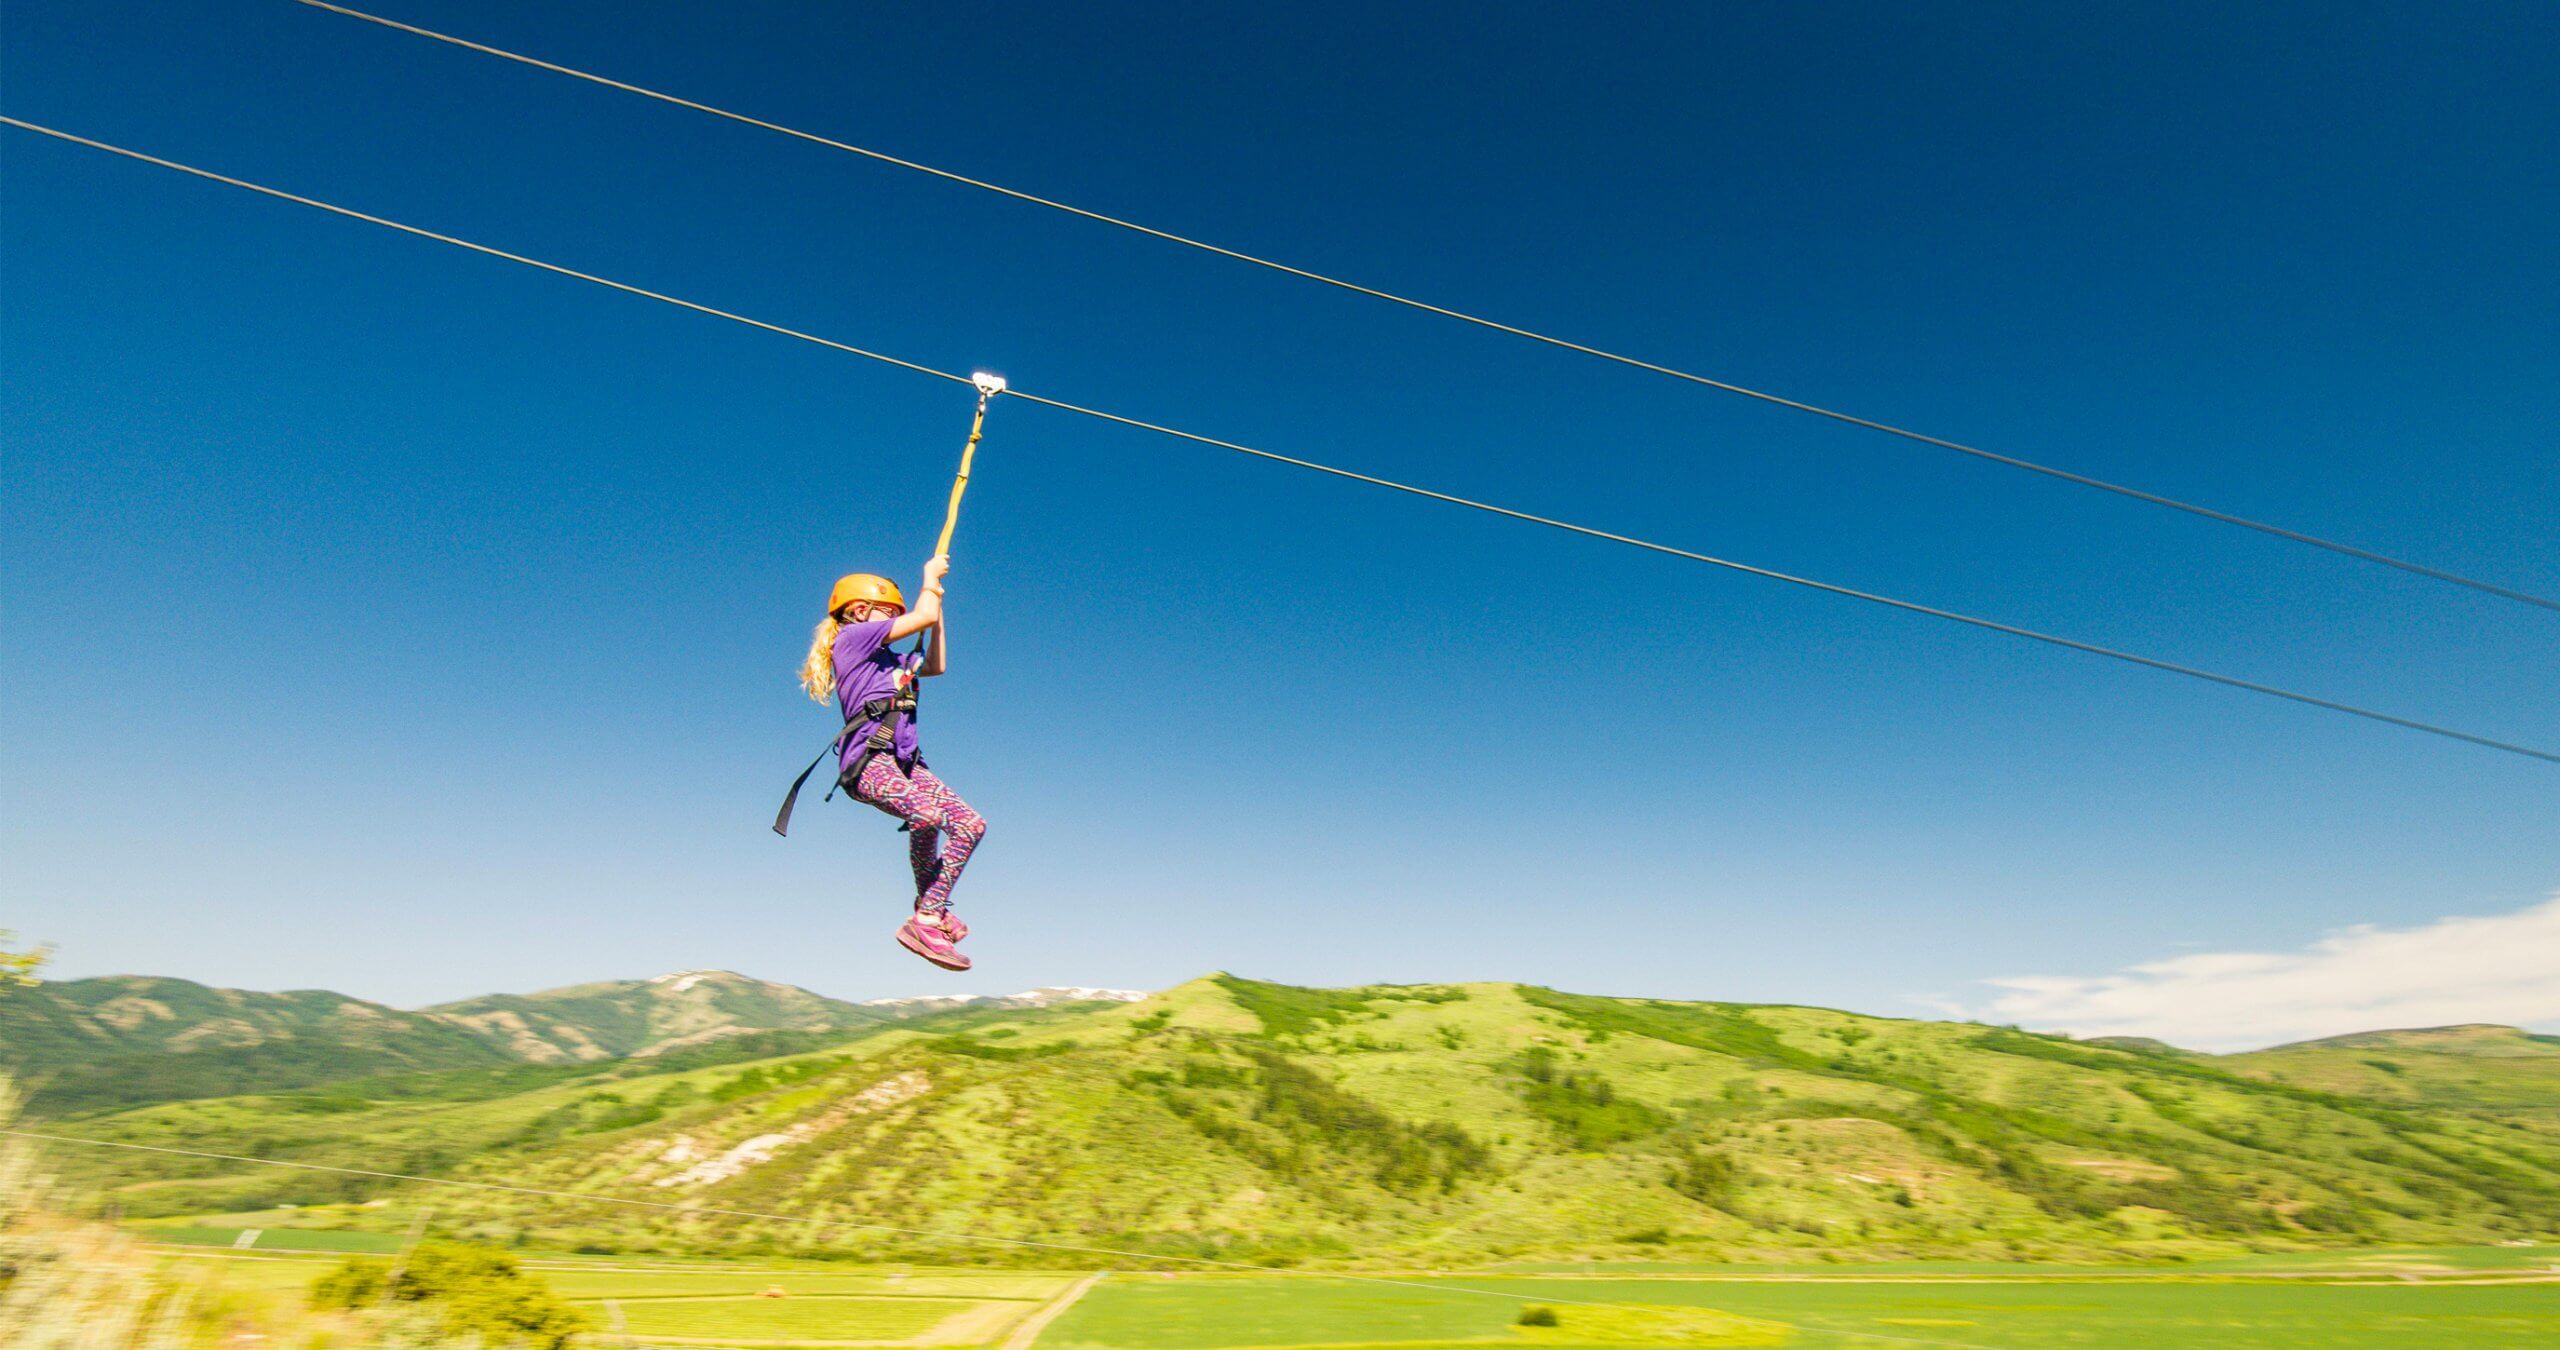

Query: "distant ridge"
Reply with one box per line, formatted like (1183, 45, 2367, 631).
(10, 966, 2552, 1134)
(0, 976, 513, 1115)
(859, 987, 1149, 1017)
(2083, 1036, 2191, 1057)
(0, 969, 1039, 1114)
(425, 969, 885, 1062)
(2257, 1024, 2560, 1058)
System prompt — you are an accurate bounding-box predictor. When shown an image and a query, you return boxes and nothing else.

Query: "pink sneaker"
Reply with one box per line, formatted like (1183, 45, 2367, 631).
(896, 911, 971, 971)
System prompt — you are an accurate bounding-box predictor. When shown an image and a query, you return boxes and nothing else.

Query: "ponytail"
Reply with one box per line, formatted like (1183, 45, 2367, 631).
(799, 614, 843, 703)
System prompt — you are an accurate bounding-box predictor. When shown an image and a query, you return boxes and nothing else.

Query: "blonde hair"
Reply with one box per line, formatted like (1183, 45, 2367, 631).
(799, 613, 843, 703)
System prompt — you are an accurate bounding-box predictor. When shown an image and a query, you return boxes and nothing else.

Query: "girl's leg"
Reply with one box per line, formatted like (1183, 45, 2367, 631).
(899, 766, 986, 913)
(854, 757, 932, 833)
(852, 758, 978, 970)
(907, 822, 943, 899)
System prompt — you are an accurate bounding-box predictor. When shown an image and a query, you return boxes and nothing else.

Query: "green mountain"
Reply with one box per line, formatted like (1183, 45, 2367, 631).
(0, 975, 475, 1064)
(2083, 1036, 2192, 1057)
(0, 970, 897, 1116)
(2263, 1024, 2560, 1057)
(0, 976, 515, 1115)
(422, 969, 890, 1062)
(2226, 1024, 2560, 1120)
(39, 975, 2560, 1264)
(0, 970, 1147, 1118)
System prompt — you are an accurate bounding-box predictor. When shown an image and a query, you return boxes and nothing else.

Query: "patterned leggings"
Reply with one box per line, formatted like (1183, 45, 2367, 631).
(851, 757, 986, 913)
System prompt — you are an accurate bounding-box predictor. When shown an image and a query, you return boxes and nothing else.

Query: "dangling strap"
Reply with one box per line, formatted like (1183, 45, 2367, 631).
(772, 640, 928, 837)
(772, 712, 870, 837)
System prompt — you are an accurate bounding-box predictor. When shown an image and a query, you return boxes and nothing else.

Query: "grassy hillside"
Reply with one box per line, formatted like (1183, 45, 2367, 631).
(0, 976, 515, 1116)
(39, 976, 2560, 1266)
(0, 969, 904, 1116)
(0, 970, 1143, 1120)
(423, 969, 888, 1061)
(0, 974, 491, 1065)
(2227, 1025, 2560, 1120)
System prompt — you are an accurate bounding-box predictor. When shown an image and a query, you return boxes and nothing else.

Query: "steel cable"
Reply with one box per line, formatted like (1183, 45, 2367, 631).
(4, 115, 2552, 766)
(294, 0, 2560, 615)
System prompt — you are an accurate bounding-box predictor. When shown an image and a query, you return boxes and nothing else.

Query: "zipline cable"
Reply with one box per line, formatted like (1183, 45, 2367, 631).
(5, 115, 2553, 768)
(0, 1129, 1997, 1350)
(1007, 387, 2560, 766)
(295, 0, 2560, 616)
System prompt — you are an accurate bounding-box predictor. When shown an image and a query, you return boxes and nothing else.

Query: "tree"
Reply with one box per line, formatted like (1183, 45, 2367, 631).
(0, 932, 48, 988)
(311, 1243, 585, 1348)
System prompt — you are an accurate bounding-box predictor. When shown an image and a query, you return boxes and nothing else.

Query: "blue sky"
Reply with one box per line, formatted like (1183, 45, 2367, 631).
(5, 1, 2555, 1034)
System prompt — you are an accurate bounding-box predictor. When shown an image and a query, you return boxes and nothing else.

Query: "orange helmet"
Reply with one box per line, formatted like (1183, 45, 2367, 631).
(828, 573, 904, 617)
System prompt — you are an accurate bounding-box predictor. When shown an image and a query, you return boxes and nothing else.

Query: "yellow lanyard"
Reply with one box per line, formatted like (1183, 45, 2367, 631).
(934, 373, 1006, 558)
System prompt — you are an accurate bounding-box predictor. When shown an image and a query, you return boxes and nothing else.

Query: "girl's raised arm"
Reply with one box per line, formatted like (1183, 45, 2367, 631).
(920, 605, 948, 676)
(887, 554, 949, 644)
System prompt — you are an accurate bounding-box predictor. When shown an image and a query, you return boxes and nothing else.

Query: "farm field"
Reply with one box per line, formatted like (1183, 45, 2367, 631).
(1481, 1241, 2560, 1278)
(147, 1250, 1078, 1346)
(596, 1294, 989, 1344)
(145, 1250, 2560, 1348)
(1034, 1273, 2560, 1349)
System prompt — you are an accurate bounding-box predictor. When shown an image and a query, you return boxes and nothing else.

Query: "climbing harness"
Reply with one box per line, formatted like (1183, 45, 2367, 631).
(773, 373, 1005, 837)
(768, 679, 918, 838)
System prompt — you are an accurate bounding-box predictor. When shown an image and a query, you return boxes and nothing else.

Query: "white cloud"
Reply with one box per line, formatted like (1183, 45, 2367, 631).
(1952, 895, 2560, 1053)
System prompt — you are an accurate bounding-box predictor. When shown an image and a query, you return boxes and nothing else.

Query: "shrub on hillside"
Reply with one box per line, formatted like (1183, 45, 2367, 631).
(1243, 1051, 1493, 1193)
(1667, 1147, 1743, 1207)
(1514, 1048, 1667, 1149)
(1518, 988, 1814, 1067)
(1161, 1049, 1493, 1196)
(1214, 975, 1380, 1038)
(509, 1090, 670, 1146)
(707, 1056, 845, 1102)
(310, 1242, 585, 1348)
(926, 1035, 1076, 1061)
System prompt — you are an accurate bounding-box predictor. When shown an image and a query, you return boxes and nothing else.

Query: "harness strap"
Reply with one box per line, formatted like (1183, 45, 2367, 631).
(771, 640, 927, 838)
(836, 685, 917, 816)
(771, 700, 882, 837)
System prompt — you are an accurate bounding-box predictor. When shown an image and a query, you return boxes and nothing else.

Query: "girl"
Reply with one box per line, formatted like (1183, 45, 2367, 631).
(799, 554, 985, 970)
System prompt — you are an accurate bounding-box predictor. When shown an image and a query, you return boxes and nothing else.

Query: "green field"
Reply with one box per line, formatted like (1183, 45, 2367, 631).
(147, 1250, 1072, 1346)
(141, 1251, 2559, 1348)
(141, 1223, 408, 1253)
(1482, 1241, 2560, 1277)
(1037, 1274, 2560, 1349)
(599, 1293, 973, 1340)
(539, 1268, 1069, 1301)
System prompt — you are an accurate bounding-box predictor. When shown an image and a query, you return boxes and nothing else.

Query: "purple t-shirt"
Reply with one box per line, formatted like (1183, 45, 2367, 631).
(833, 619, 924, 773)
